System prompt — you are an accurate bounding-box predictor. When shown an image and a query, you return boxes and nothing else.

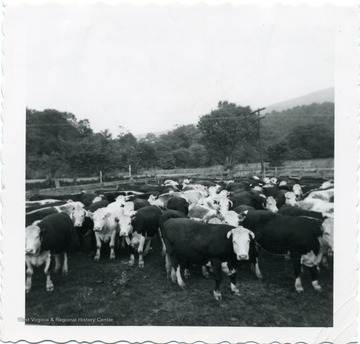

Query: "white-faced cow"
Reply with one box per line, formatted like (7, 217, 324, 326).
(162, 218, 256, 300)
(119, 205, 163, 268)
(88, 207, 121, 261)
(25, 212, 74, 293)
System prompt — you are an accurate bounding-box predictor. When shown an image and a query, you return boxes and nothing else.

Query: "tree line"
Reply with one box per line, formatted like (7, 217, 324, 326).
(26, 101, 334, 179)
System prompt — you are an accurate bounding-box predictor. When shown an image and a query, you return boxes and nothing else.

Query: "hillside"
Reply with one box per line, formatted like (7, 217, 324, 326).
(265, 87, 334, 113)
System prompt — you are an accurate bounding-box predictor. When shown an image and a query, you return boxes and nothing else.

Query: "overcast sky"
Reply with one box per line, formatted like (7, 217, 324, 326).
(17, 3, 335, 136)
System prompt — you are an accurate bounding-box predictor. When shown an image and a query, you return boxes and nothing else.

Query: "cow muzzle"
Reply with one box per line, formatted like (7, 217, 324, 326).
(119, 231, 128, 237)
(93, 227, 102, 232)
(237, 254, 249, 261)
(25, 248, 36, 255)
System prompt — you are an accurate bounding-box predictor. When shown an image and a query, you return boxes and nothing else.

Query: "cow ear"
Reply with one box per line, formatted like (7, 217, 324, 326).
(105, 212, 112, 218)
(88, 211, 93, 219)
(226, 229, 233, 239)
(248, 230, 255, 239)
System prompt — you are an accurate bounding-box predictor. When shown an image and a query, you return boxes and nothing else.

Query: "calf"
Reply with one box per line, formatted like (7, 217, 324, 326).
(25, 212, 74, 293)
(162, 218, 255, 300)
(88, 208, 120, 261)
(119, 205, 163, 268)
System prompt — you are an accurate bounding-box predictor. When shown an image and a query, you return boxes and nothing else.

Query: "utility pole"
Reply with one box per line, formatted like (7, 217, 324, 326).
(252, 107, 266, 177)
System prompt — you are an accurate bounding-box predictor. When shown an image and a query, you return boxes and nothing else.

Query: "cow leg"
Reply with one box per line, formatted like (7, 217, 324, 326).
(128, 245, 135, 266)
(158, 228, 166, 256)
(143, 237, 152, 256)
(290, 250, 304, 293)
(168, 253, 184, 287)
(62, 252, 68, 275)
(138, 235, 146, 268)
(25, 261, 34, 293)
(53, 254, 61, 273)
(170, 267, 177, 283)
(94, 233, 102, 261)
(44, 253, 54, 292)
(226, 262, 240, 296)
(310, 266, 322, 291)
(120, 237, 126, 250)
(109, 230, 117, 260)
(184, 261, 191, 279)
(175, 265, 186, 288)
(211, 259, 223, 300)
(165, 242, 179, 283)
(165, 253, 171, 278)
(202, 265, 210, 279)
(253, 258, 263, 279)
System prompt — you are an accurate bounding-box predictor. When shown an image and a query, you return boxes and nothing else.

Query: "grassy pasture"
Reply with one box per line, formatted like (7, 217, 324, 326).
(26, 238, 333, 327)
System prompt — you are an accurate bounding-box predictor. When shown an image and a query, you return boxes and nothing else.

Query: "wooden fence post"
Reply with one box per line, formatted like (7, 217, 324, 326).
(99, 171, 103, 187)
(129, 165, 134, 183)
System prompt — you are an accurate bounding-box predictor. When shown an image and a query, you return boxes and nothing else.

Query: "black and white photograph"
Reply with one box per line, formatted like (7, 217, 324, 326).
(1, 0, 358, 343)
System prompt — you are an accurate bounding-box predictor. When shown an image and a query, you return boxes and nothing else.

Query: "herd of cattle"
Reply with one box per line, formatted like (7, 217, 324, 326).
(25, 175, 334, 300)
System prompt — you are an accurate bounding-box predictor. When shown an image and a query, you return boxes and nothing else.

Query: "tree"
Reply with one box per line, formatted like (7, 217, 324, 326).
(188, 144, 210, 167)
(136, 140, 157, 169)
(173, 148, 191, 168)
(286, 123, 334, 159)
(266, 141, 289, 166)
(197, 101, 258, 167)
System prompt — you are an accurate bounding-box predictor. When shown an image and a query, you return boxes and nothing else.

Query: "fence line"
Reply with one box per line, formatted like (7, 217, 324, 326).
(26, 158, 334, 192)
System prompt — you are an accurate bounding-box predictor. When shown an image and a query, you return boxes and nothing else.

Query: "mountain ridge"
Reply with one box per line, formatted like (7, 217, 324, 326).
(264, 87, 334, 113)
(136, 87, 334, 138)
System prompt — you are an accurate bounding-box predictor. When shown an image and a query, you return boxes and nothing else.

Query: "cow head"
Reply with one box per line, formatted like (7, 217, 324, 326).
(91, 209, 111, 232)
(119, 213, 136, 237)
(270, 177, 278, 185)
(285, 192, 297, 206)
(71, 207, 87, 227)
(292, 184, 303, 200)
(238, 210, 249, 223)
(92, 195, 104, 204)
(123, 202, 135, 214)
(25, 224, 43, 256)
(223, 211, 240, 226)
(253, 185, 263, 192)
(115, 195, 127, 206)
(263, 177, 270, 184)
(227, 227, 255, 260)
(265, 196, 278, 213)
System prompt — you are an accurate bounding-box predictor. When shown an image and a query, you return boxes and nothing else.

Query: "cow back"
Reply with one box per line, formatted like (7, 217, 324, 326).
(37, 212, 74, 253)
